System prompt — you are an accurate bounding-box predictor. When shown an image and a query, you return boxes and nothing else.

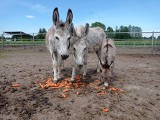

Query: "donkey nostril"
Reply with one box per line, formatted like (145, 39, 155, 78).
(61, 55, 69, 60)
(78, 65, 83, 68)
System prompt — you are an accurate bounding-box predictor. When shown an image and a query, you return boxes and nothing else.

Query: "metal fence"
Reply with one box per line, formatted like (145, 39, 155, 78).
(0, 31, 160, 52)
(106, 31, 160, 47)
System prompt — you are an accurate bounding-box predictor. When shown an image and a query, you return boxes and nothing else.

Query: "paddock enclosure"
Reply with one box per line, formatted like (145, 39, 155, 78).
(0, 46, 160, 120)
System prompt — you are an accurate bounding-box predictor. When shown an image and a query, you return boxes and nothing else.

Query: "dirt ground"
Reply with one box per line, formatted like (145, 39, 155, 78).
(0, 47, 160, 120)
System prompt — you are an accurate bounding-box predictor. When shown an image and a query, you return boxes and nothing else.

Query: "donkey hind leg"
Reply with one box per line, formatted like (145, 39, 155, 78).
(111, 61, 114, 76)
(95, 50, 101, 73)
(96, 61, 101, 73)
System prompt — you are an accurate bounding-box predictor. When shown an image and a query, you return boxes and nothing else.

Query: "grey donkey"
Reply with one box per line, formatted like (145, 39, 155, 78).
(71, 23, 106, 81)
(98, 38, 116, 87)
(45, 7, 74, 82)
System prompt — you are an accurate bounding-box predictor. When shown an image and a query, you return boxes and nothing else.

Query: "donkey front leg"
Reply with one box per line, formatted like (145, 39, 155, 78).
(71, 55, 76, 82)
(83, 55, 88, 76)
(71, 66, 76, 82)
(83, 64, 87, 76)
(52, 60, 58, 82)
(57, 55, 63, 80)
(51, 51, 59, 82)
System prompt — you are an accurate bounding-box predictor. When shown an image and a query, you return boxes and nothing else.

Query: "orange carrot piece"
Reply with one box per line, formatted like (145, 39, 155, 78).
(61, 93, 67, 98)
(98, 91, 105, 95)
(119, 89, 124, 92)
(39, 83, 45, 88)
(95, 80, 99, 83)
(102, 108, 109, 112)
(76, 91, 80, 95)
(95, 86, 99, 90)
(11, 83, 21, 87)
(110, 86, 117, 91)
(63, 89, 70, 93)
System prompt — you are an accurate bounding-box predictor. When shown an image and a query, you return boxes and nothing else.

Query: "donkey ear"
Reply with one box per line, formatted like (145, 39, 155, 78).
(66, 8, 73, 25)
(52, 7, 59, 26)
(70, 23, 77, 37)
(84, 23, 89, 36)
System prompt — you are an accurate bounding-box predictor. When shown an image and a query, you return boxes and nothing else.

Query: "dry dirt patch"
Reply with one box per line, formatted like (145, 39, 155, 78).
(0, 47, 160, 120)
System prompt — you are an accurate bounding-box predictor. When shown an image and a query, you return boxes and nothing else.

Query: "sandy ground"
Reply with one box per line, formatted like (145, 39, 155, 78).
(0, 47, 160, 120)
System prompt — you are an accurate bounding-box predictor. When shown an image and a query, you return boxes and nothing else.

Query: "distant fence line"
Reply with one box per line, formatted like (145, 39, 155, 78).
(0, 31, 160, 52)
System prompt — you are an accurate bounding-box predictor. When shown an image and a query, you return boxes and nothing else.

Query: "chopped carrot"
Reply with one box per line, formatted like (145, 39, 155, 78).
(76, 91, 80, 95)
(65, 85, 71, 89)
(102, 87, 106, 90)
(77, 88, 81, 91)
(98, 91, 105, 95)
(11, 83, 21, 87)
(95, 86, 99, 90)
(39, 83, 45, 89)
(119, 89, 124, 92)
(102, 108, 109, 112)
(61, 93, 67, 98)
(110, 86, 117, 91)
(95, 80, 99, 83)
(63, 89, 70, 93)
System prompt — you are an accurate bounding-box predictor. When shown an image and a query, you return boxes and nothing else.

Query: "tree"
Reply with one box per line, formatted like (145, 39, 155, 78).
(106, 27, 114, 32)
(157, 35, 160, 40)
(91, 22, 106, 31)
(106, 26, 114, 38)
(115, 26, 131, 39)
(129, 25, 142, 39)
(35, 28, 47, 39)
(0, 35, 5, 41)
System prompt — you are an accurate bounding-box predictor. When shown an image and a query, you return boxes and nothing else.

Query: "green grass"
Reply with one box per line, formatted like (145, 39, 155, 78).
(0, 39, 160, 47)
(0, 39, 45, 45)
(115, 39, 160, 46)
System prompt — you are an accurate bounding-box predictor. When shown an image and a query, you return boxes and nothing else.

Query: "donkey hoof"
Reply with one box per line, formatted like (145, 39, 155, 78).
(70, 78, 75, 82)
(104, 82, 109, 87)
(57, 77, 61, 80)
(53, 79, 58, 83)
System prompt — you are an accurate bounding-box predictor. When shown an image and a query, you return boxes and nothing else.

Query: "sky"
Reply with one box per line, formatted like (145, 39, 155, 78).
(0, 0, 160, 35)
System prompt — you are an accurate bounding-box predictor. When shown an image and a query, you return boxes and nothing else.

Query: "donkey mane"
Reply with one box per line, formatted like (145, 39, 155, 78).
(104, 43, 113, 48)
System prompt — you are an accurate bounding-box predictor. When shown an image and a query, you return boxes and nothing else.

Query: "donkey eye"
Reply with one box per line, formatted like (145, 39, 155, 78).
(84, 48, 86, 50)
(55, 36, 59, 40)
(68, 37, 71, 40)
(73, 47, 76, 51)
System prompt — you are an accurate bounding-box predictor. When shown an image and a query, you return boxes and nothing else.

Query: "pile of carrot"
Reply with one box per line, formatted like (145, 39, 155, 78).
(38, 76, 124, 98)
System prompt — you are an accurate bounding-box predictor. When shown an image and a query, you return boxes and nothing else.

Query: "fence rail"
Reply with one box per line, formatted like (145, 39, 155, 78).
(0, 31, 160, 53)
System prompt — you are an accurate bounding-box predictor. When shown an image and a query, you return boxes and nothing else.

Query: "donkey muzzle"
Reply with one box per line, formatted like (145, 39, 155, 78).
(102, 64, 110, 69)
(78, 64, 83, 69)
(61, 55, 69, 60)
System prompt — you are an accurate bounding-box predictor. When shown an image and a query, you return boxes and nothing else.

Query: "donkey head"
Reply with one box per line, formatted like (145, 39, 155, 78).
(73, 23, 89, 68)
(53, 7, 74, 60)
(100, 39, 113, 69)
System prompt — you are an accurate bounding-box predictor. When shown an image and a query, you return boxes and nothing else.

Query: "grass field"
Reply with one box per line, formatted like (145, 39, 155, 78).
(0, 39, 160, 46)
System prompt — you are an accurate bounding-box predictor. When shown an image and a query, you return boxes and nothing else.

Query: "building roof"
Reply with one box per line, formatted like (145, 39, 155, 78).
(4, 31, 28, 35)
